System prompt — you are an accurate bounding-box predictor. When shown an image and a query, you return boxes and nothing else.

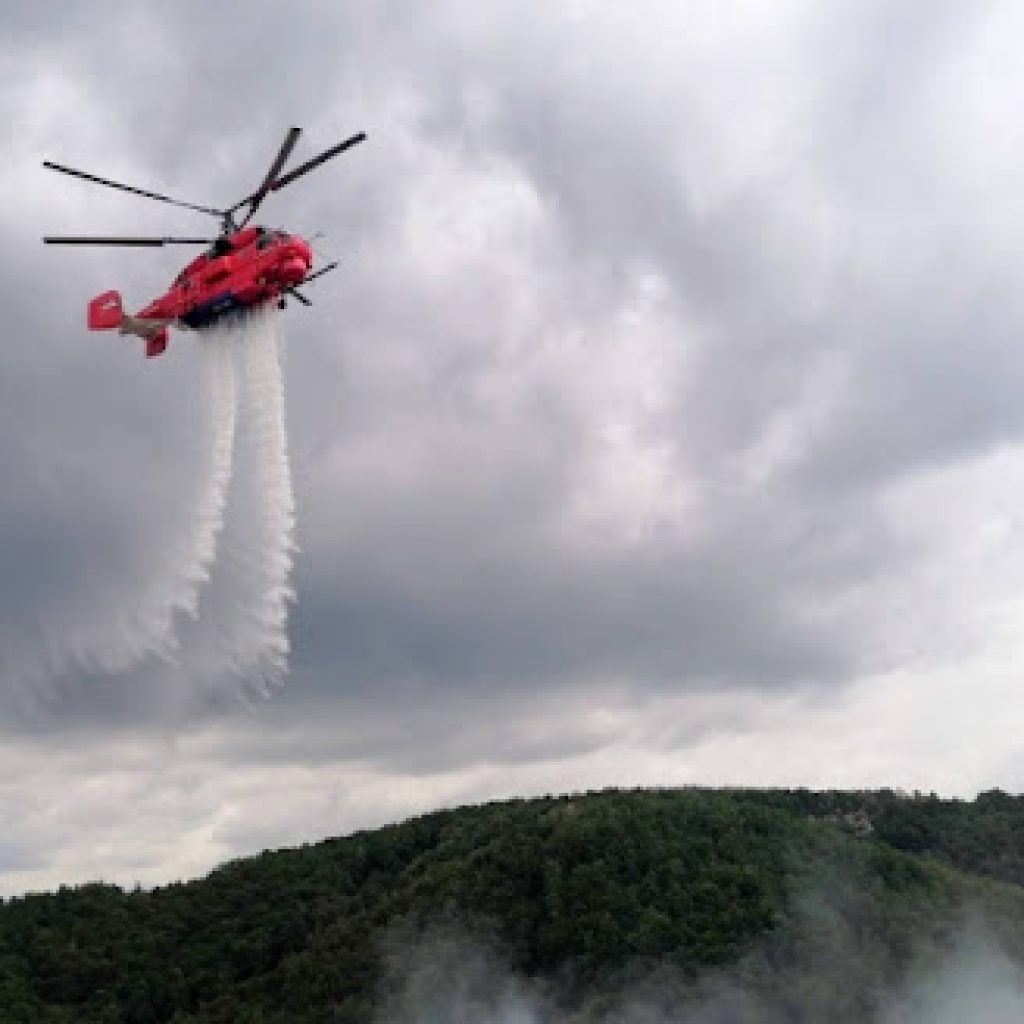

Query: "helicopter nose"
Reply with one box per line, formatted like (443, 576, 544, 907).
(288, 237, 312, 268)
(278, 237, 313, 284)
(280, 257, 308, 284)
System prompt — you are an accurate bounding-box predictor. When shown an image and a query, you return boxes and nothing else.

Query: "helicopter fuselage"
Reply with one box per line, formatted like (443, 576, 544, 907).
(87, 226, 312, 356)
(45, 124, 364, 357)
(147, 225, 311, 327)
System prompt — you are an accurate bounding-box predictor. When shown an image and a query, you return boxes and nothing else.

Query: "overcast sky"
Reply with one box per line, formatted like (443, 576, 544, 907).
(4, 0, 1024, 894)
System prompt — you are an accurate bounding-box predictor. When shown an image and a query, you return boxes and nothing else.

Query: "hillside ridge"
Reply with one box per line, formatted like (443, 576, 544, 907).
(3, 786, 1024, 1022)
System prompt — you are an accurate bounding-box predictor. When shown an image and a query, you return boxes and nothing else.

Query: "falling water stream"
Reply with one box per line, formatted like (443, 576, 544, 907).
(9, 308, 297, 707)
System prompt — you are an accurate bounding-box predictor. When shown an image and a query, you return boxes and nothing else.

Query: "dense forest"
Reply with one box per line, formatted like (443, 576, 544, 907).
(3, 786, 1024, 1022)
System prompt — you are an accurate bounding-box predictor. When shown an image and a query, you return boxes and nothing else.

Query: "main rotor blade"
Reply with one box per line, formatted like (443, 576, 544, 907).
(269, 132, 366, 192)
(301, 260, 340, 285)
(285, 287, 312, 306)
(42, 160, 223, 218)
(239, 126, 302, 227)
(43, 236, 211, 247)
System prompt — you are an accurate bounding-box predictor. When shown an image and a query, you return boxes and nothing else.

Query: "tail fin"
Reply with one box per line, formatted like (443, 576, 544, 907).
(88, 290, 123, 331)
(145, 329, 169, 358)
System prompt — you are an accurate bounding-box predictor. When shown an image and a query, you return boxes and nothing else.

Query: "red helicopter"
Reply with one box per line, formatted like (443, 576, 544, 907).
(42, 126, 365, 357)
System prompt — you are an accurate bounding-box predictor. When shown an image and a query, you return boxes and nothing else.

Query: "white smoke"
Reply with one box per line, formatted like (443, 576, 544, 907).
(376, 924, 1024, 1024)
(880, 933, 1024, 1024)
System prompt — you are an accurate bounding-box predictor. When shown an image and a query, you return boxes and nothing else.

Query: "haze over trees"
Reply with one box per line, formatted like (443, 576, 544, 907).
(3, 787, 1024, 1022)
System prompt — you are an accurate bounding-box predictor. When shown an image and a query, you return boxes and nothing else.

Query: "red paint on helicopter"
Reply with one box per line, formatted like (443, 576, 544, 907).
(43, 127, 364, 357)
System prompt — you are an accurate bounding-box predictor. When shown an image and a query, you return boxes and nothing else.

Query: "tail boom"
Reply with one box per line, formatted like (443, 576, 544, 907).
(87, 290, 175, 356)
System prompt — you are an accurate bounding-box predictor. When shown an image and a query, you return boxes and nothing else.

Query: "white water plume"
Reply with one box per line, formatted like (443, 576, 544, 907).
(3, 330, 240, 709)
(97, 330, 240, 670)
(144, 307, 297, 704)
(7, 307, 297, 710)
(211, 307, 297, 692)
(148, 332, 239, 649)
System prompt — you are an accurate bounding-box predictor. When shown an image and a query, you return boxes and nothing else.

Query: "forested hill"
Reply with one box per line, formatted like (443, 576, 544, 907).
(4, 787, 1024, 1022)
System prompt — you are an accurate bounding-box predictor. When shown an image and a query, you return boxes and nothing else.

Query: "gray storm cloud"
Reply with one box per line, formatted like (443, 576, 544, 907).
(5, 0, 1024, 889)
(9, 0, 1024, 722)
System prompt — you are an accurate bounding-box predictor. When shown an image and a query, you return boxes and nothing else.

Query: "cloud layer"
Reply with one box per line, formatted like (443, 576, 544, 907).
(5, 1, 1024, 888)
